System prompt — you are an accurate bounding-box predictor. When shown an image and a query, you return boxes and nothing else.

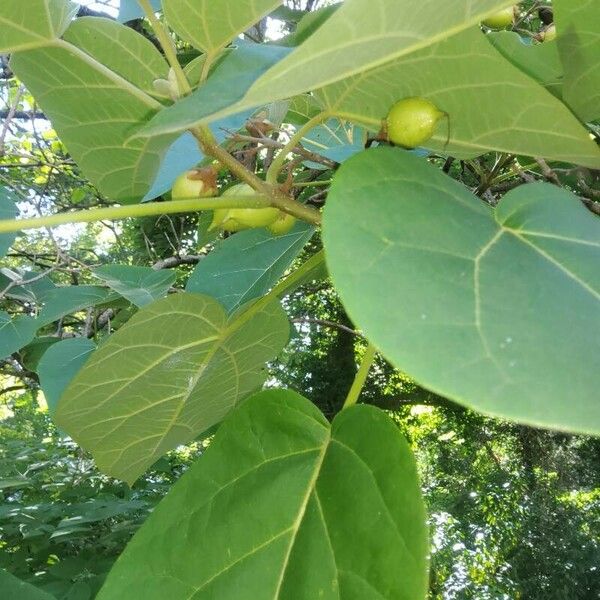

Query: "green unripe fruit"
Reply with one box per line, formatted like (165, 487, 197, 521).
(482, 6, 515, 28)
(171, 168, 217, 200)
(267, 212, 297, 236)
(210, 184, 279, 232)
(386, 97, 445, 148)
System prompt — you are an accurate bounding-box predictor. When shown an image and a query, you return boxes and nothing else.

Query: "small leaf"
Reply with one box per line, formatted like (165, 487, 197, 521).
(38, 338, 96, 415)
(0, 569, 55, 600)
(163, 0, 281, 55)
(0, 0, 77, 52)
(323, 148, 600, 434)
(97, 390, 429, 600)
(55, 293, 290, 484)
(186, 222, 314, 313)
(301, 119, 365, 164)
(93, 265, 176, 307)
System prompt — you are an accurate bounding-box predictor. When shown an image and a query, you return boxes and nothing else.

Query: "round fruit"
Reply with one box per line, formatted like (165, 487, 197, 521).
(268, 212, 296, 236)
(386, 97, 445, 148)
(542, 24, 556, 42)
(210, 184, 279, 232)
(171, 168, 217, 200)
(482, 6, 515, 28)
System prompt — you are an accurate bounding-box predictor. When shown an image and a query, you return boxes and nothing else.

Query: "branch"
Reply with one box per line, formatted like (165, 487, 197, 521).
(152, 255, 202, 270)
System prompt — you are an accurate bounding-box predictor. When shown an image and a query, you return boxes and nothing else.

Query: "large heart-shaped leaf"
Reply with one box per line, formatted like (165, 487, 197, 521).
(97, 390, 429, 599)
(240, 0, 515, 109)
(163, 0, 281, 55)
(55, 293, 290, 483)
(316, 27, 600, 168)
(0, 0, 77, 52)
(554, 0, 600, 122)
(323, 148, 600, 434)
(10, 18, 175, 203)
(186, 222, 314, 313)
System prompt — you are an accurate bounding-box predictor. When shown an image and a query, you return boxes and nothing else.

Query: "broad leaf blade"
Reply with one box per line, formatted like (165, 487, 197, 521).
(554, 0, 600, 122)
(55, 293, 290, 483)
(0, 0, 77, 52)
(488, 32, 563, 98)
(64, 17, 170, 99)
(316, 27, 600, 168)
(38, 338, 96, 414)
(97, 390, 428, 599)
(0, 569, 55, 600)
(36, 286, 113, 326)
(10, 19, 175, 203)
(0, 313, 37, 360)
(186, 222, 314, 313)
(323, 148, 600, 434)
(163, 0, 281, 54)
(241, 0, 516, 108)
(93, 265, 176, 307)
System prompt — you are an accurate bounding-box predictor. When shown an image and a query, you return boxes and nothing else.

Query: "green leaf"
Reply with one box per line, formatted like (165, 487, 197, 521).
(186, 222, 314, 313)
(0, 0, 77, 52)
(0, 313, 37, 360)
(0, 569, 55, 600)
(301, 119, 365, 165)
(163, 0, 281, 55)
(323, 148, 600, 434)
(36, 286, 113, 326)
(55, 293, 290, 484)
(554, 0, 600, 122)
(0, 188, 18, 258)
(98, 390, 429, 600)
(18, 336, 60, 371)
(316, 27, 600, 169)
(9, 18, 175, 203)
(38, 338, 96, 415)
(488, 32, 563, 98)
(135, 42, 291, 139)
(241, 0, 516, 109)
(64, 17, 170, 99)
(93, 265, 176, 307)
